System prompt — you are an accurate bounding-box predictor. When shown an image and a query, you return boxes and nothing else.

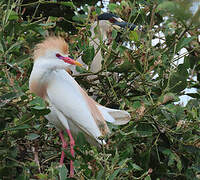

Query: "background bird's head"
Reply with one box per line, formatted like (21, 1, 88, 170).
(97, 12, 136, 31)
(33, 36, 82, 67)
(96, 13, 137, 43)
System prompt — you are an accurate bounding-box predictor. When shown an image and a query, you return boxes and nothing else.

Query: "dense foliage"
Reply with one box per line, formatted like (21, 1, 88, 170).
(0, 0, 199, 179)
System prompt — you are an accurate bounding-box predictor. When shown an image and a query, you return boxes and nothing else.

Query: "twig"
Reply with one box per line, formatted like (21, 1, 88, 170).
(163, 42, 178, 94)
(0, 116, 34, 134)
(162, 25, 191, 55)
(19, 0, 75, 7)
(145, 4, 157, 73)
(30, 1, 41, 22)
(105, 69, 119, 102)
(32, 146, 41, 173)
(73, 69, 103, 77)
(42, 155, 60, 164)
(6, 157, 26, 166)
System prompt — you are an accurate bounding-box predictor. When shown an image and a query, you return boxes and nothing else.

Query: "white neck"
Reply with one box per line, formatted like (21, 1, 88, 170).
(29, 57, 69, 98)
(90, 21, 110, 42)
(89, 21, 111, 73)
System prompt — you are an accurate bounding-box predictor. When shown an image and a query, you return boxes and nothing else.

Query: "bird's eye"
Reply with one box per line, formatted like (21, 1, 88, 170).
(109, 18, 117, 23)
(56, 53, 61, 58)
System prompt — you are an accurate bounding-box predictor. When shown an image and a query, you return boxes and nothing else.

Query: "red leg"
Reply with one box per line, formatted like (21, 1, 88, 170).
(59, 131, 67, 165)
(66, 129, 75, 177)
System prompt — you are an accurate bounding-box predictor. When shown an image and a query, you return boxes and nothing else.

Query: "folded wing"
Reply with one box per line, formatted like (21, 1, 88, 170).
(46, 70, 109, 143)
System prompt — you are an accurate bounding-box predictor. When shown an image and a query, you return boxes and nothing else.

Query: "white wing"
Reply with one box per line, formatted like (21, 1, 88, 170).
(45, 106, 65, 130)
(45, 70, 108, 143)
(97, 105, 131, 125)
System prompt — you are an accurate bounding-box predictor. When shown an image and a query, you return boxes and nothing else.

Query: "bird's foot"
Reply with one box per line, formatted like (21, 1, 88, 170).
(66, 129, 75, 177)
(59, 131, 68, 165)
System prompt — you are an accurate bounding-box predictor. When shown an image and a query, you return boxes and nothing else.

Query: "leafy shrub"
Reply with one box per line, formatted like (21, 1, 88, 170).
(0, 0, 199, 179)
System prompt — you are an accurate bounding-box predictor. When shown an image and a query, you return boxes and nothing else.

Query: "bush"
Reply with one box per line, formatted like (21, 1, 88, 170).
(0, 0, 199, 179)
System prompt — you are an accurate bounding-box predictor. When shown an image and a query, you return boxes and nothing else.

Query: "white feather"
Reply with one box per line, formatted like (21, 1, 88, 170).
(97, 105, 116, 123)
(97, 105, 131, 125)
(45, 69, 103, 143)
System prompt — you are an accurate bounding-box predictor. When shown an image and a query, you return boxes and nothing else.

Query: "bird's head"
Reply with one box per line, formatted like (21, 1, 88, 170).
(33, 36, 82, 67)
(97, 13, 136, 31)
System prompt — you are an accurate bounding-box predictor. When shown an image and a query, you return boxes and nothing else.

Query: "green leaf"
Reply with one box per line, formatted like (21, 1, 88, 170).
(72, 14, 87, 23)
(26, 133, 40, 141)
(96, 169, 104, 180)
(144, 175, 151, 180)
(177, 158, 182, 172)
(111, 149, 119, 166)
(75, 66, 88, 73)
(130, 162, 143, 171)
(35, 174, 48, 180)
(6, 42, 22, 54)
(39, 22, 56, 27)
(135, 58, 143, 72)
(60, 1, 76, 9)
(82, 46, 95, 65)
(186, 93, 200, 99)
(0, 42, 4, 53)
(112, 29, 118, 39)
(158, 93, 177, 105)
(109, 59, 134, 73)
(0, 38, 6, 53)
(136, 123, 155, 137)
(129, 31, 139, 42)
(132, 101, 141, 109)
(32, 109, 51, 116)
(166, 34, 176, 48)
(76, 132, 87, 146)
(29, 97, 46, 110)
(83, 5, 89, 13)
(58, 165, 68, 180)
(169, 64, 188, 93)
(0, 92, 24, 107)
(8, 10, 19, 20)
(32, 106, 46, 110)
(162, 149, 182, 172)
(108, 3, 118, 12)
(3, 124, 31, 132)
(176, 37, 196, 52)
(156, 1, 176, 12)
(109, 169, 121, 180)
(96, 7, 101, 15)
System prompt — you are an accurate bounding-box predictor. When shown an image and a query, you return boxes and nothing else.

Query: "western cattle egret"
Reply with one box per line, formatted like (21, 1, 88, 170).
(29, 36, 131, 177)
(72, 13, 137, 76)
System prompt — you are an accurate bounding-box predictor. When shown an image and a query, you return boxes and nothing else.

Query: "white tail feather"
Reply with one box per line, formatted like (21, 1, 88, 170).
(97, 105, 131, 125)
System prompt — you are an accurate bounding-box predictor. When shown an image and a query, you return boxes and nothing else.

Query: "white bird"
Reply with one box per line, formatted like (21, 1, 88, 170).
(71, 13, 137, 76)
(29, 36, 131, 177)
